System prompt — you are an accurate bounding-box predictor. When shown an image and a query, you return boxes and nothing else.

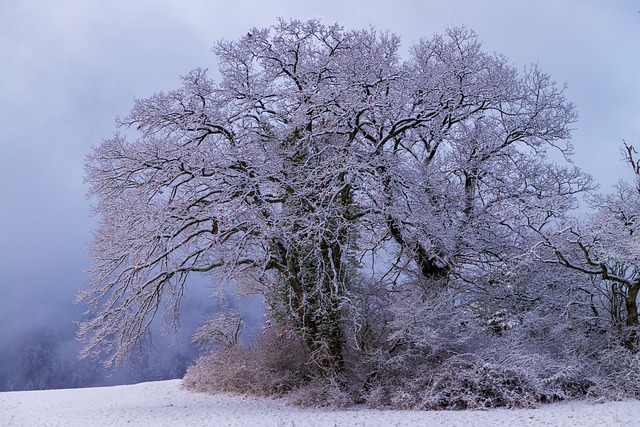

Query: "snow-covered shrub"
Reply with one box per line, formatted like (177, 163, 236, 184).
(588, 345, 640, 399)
(185, 275, 640, 409)
(286, 378, 355, 408)
(183, 328, 310, 397)
(356, 343, 544, 409)
(349, 269, 611, 409)
(353, 308, 546, 410)
(419, 355, 540, 409)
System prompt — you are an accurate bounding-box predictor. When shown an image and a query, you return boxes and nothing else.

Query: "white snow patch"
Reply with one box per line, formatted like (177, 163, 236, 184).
(1, 379, 638, 426)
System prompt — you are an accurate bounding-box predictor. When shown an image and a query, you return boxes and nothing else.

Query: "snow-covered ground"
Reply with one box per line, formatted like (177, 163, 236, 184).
(0, 379, 637, 427)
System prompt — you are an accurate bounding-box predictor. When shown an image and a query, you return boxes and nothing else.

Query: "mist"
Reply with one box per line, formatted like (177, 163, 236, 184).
(0, 267, 264, 391)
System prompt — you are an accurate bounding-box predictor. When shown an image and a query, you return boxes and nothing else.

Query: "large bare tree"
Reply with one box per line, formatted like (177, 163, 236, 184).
(80, 20, 588, 372)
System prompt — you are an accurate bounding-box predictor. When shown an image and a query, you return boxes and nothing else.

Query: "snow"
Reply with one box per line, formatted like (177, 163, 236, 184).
(0, 379, 637, 427)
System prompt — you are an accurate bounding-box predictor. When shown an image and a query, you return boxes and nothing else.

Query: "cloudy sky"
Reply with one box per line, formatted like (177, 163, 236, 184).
(0, 0, 638, 386)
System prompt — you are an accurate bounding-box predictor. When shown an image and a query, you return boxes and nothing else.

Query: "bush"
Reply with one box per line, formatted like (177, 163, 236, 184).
(357, 346, 544, 410)
(184, 278, 640, 410)
(183, 329, 310, 397)
(286, 378, 355, 408)
(588, 345, 640, 399)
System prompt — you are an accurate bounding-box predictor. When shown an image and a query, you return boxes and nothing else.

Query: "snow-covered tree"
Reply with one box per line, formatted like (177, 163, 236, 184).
(79, 20, 589, 373)
(534, 143, 640, 347)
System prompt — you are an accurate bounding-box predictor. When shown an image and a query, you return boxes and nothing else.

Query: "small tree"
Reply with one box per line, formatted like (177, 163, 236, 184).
(79, 20, 588, 376)
(533, 143, 640, 347)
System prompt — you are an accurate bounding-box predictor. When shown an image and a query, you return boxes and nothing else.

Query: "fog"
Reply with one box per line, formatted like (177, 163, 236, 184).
(1, 0, 638, 391)
(0, 269, 264, 391)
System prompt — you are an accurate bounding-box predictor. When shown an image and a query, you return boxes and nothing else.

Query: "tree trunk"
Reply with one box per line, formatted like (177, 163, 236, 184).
(385, 215, 450, 280)
(624, 282, 640, 350)
(302, 297, 344, 376)
(271, 239, 345, 376)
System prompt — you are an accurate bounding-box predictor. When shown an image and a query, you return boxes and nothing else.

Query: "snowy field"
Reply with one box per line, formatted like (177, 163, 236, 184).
(1, 379, 638, 427)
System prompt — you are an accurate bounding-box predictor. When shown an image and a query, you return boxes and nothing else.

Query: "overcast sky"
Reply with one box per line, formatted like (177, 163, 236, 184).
(0, 0, 638, 380)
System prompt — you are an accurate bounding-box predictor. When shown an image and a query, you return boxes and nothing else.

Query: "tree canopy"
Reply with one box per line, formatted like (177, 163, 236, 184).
(81, 20, 600, 394)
